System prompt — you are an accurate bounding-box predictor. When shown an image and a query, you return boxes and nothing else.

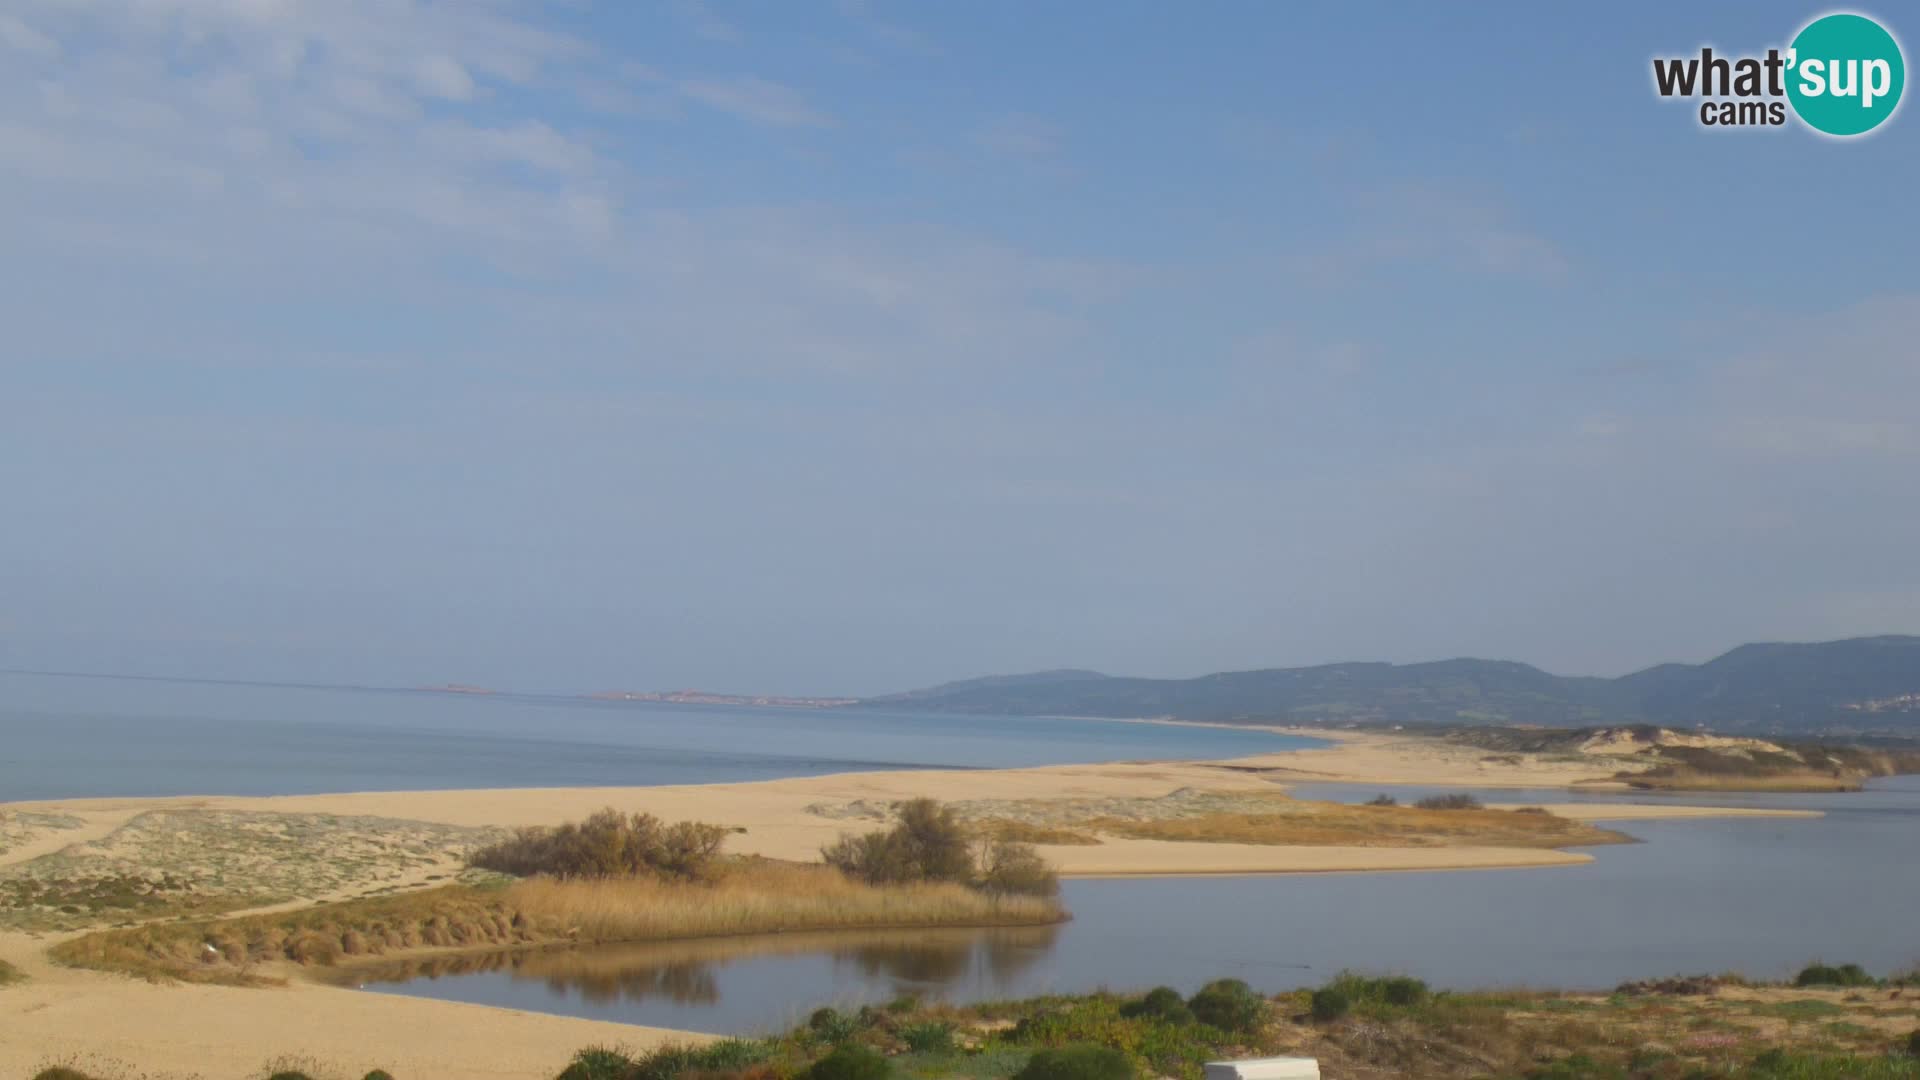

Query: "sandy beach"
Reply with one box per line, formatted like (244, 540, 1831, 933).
(1, 730, 1826, 1080)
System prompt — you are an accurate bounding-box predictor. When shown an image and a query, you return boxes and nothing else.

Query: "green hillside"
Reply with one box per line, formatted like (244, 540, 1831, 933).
(861, 636, 1920, 737)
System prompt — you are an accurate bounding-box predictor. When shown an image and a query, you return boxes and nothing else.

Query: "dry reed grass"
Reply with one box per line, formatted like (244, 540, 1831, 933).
(507, 861, 1061, 940)
(49, 861, 1063, 984)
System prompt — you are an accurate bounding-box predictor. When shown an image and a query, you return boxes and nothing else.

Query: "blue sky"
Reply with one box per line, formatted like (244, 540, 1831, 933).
(3, 1, 1916, 695)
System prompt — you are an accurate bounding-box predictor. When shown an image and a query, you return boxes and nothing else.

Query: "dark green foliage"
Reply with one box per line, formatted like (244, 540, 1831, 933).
(1118, 986, 1194, 1025)
(1796, 962, 1877, 987)
(1013, 1045, 1135, 1080)
(31, 1070, 102, 1080)
(806, 1043, 892, 1080)
(265, 1073, 317, 1080)
(1364, 794, 1398, 807)
(1185, 978, 1266, 1032)
(1309, 986, 1351, 1022)
(364, 1072, 396, 1080)
(887, 993, 921, 1014)
(1413, 793, 1483, 811)
(471, 809, 727, 880)
(555, 1040, 778, 1080)
(900, 1020, 957, 1054)
(809, 1006, 862, 1044)
(1908, 1030, 1920, 1056)
(1320, 972, 1430, 1009)
(558, 1046, 639, 1080)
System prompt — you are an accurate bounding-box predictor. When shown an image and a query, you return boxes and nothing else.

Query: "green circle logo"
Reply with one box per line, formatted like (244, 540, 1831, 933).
(1787, 13, 1905, 136)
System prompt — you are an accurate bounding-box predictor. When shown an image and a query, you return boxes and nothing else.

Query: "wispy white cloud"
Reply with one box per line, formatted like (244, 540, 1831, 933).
(0, 12, 58, 56)
(679, 76, 833, 128)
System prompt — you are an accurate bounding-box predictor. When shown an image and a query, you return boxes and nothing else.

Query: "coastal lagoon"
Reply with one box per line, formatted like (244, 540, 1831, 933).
(360, 776, 1920, 1034)
(7, 670, 1916, 1035)
(0, 670, 1316, 800)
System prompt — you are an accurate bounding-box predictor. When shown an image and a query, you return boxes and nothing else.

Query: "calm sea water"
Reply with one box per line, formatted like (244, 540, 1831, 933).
(359, 778, 1920, 1033)
(0, 670, 1315, 800)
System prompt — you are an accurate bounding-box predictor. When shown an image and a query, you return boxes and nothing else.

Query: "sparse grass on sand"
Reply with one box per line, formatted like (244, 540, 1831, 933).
(817, 789, 1629, 851)
(971, 820, 1104, 846)
(1087, 801, 1631, 849)
(49, 860, 1064, 984)
(0, 957, 24, 986)
(1622, 770, 1867, 793)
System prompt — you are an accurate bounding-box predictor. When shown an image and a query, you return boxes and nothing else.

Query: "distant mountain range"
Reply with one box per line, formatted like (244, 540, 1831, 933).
(860, 636, 1920, 737)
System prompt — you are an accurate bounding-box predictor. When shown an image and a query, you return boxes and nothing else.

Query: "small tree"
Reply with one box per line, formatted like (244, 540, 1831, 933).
(977, 838, 1060, 898)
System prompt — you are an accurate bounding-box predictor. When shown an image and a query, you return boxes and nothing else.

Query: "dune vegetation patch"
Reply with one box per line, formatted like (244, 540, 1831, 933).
(809, 788, 1629, 852)
(0, 810, 501, 931)
(0, 809, 86, 856)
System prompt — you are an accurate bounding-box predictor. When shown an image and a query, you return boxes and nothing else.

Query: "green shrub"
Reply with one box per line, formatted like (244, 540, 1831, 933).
(471, 809, 727, 880)
(558, 1046, 638, 1080)
(1014, 1045, 1135, 1080)
(1365, 795, 1398, 807)
(810, 1006, 862, 1044)
(31, 1070, 103, 1080)
(1321, 972, 1430, 1009)
(1908, 1030, 1920, 1057)
(1309, 987, 1351, 1022)
(806, 1043, 893, 1080)
(1795, 962, 1876, 987)
(265, 1073, 317, 1080)
(364, 1072, 396, 1080)
(614, 1040, 778, 1080)
(1118, 986, 1194, 1025)
(1414, 793, 1483, 811)
(900, 1021, 957, 1054)
(1186, 978, 1266, 1032)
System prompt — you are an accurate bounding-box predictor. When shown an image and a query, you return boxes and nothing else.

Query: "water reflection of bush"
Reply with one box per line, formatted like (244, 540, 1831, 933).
(352, 924, 1061, 1007)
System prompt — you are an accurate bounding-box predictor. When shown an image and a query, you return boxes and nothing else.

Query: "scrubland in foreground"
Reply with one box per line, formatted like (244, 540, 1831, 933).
(48, 861, 1063, 985)
(25, 966, 1920, 1080)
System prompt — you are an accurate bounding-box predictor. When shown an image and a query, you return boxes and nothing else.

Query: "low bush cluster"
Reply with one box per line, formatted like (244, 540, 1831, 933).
(1117, 986, 1193, 1025)
(1185, 978, 1266, 1033)
(557, 1039, 780, 1080)
(1014, 1045, 1134, 1080)
(469, 809, 730, 880)
(805, 1043, 891, 1080)
(1413, 793, 1484, 811)
(823, 799, 1059, 898)
(1796, 962, 1878, 988)
(1310, 972, 1431, 1022)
